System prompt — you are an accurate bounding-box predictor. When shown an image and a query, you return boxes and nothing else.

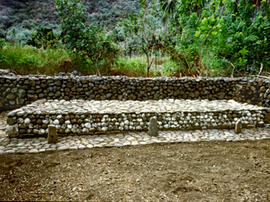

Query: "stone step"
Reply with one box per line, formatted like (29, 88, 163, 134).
(6, 99, 270, 138)
(1, 128, 270, 154)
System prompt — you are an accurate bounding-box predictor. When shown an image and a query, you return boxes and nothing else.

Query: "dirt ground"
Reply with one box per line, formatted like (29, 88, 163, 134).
(0, 138, 270, 201)
(1, 111, 270, 201)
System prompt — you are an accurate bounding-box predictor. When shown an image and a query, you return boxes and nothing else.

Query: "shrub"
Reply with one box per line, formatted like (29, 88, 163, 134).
(160, 58, 180, 77)
(27, 27, 60, 49)
(6, 27, 32, 45)
(56, 0, 119, 75)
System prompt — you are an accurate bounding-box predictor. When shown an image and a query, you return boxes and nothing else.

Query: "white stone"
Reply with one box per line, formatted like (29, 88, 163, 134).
(53, 120, 59, 125)
(102, 127, 108, 132)
(42, 119, 49, 124)
(40, 129, 45, 134)
(24, 118, 31, 125)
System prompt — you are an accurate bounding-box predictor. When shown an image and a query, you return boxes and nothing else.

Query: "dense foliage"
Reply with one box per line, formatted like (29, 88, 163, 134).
(27, 27, 60, 49)
(0, 0, 269, 77)
(56, 0, 119, 75)
(0, 0, 140, 41)
(159, 0, 270, 76)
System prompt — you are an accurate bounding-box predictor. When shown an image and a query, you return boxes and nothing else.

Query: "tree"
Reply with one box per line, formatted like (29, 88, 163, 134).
(116, 1, 164, 76)
(56, 0, 119, 75)
(157, 0, 270, 76)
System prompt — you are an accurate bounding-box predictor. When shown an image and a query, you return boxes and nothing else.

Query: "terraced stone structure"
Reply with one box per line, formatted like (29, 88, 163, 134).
(1, 73, 270, 111)
(1, 71, 270, 138)
(6, 99, 269, 138)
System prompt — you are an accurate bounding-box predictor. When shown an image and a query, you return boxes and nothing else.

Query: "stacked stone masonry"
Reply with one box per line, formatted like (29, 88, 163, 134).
(1, 73, 270, 111)
(6, 99, 269, 138)
(1, 129, 270, 154)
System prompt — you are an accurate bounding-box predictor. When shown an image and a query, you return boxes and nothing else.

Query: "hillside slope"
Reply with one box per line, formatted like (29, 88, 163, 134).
(0, 0, 140, 38)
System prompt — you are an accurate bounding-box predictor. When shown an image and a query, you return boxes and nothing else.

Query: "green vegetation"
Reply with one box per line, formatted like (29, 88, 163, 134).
(27, 27, 60, 49)
(0, 0, 269, 77)
(0, 43, 74, 75)
(114, 57, 147, 77)
(56, 0, 119, 75)
(159, 0, 270, 76)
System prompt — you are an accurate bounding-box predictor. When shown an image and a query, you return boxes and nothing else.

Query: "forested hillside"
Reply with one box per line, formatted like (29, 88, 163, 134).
(0, 0, 269, 77)
(0, 0, 140, 40)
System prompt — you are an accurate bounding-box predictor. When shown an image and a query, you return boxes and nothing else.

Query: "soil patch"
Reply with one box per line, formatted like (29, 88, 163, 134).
(1, 140, 270, 201)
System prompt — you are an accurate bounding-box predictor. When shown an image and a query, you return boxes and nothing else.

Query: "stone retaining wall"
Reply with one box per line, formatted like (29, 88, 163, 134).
(6, 100, 268, 138)
(1, 73, 270, 111)
(235, 79, 270, 106)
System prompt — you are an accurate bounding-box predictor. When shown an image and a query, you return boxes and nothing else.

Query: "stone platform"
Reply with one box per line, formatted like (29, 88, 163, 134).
(6, 99, 269, 138)
(1, 128, 270, 154)
(1, 111, 270, 154)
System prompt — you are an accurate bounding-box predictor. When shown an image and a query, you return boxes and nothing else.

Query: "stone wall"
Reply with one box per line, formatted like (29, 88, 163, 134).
(6, 100, 268, 138)
(234, 79, 270, 106)
(1, 73, 270, 111)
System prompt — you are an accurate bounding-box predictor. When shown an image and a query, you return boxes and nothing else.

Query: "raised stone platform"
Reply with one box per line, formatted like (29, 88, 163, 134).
(1, 111, 270, 154)
(6, 99, 269, 138)
(1, 128, 270, 154)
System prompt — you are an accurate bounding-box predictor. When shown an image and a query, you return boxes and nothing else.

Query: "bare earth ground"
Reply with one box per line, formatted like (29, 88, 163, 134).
(0, 112, 270, 201)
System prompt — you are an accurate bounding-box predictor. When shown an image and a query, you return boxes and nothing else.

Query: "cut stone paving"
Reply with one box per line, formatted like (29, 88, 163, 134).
(6, 99, 269, 138)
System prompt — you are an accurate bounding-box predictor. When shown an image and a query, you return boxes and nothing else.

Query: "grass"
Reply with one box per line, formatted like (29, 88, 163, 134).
(0, 42, 184, 77)
(0, 43, 97, 75)
(113, 56, 176, 77)
(113, 56, 147, 77)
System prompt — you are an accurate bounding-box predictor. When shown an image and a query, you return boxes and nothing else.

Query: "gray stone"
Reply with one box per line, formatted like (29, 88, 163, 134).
(0, 69, 13, 75)
(48, 125, 58, 144)
(148, 117, 158, 136)
(235, 119, 242, 134)
(6, 125, 19, 137)
(9, 100, 16, 105)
